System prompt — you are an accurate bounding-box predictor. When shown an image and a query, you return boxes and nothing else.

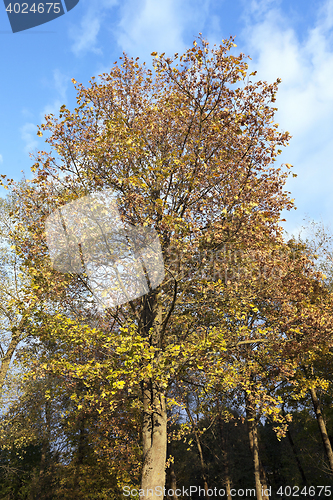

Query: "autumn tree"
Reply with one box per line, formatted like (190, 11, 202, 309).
(2, 34, 297, 497)
(0, 194, 40, 397)
(172, 231, 333, 497)
(280, 224, 333, 476)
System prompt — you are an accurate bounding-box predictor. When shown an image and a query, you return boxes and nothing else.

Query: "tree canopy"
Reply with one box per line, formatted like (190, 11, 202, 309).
(1, 34, 333, 500)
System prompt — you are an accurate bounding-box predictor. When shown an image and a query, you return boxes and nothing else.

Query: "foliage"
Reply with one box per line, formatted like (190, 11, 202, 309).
(1, 35, 333, 498)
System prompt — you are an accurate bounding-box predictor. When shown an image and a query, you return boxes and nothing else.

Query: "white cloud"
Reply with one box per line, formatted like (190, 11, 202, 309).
(70, 0, 213, 62)
(21, 108, 35, 119)
(69, 0, 119, 56)
(116, 0, 187, 57)
(0, 154, 3, 164)
(20, 123, 39, 156)
(40, 70, 70, 122)
(115, 0, 212, 59)
(40, 99, 64, 121)
(238, 0, 333, 236)
(241, 2, 333, 135)
(53, 69, 68, 101)
(18, 73, 69, 162)
(70, 14, 102, 56)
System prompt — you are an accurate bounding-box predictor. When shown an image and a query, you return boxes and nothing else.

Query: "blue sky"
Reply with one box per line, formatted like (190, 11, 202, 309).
(1, 0, 333, 241)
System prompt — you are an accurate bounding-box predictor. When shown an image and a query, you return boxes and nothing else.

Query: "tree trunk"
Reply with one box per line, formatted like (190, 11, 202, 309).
(282, 405, 308, 486)
(309, 386, 333, 473)
(216, 400, 232, 500)
(286, 427, 308, 486)
(247, 414, 263, 500)
(185, 404, 209, 495)
(0, 331, 21, 392)
(245, 391, 265, 500)
(259, 460, 269, 500)
(141, 379, 167, 499)
(0, 310, 31, 394)
(36, 399, 51, 499)
(165, 443, 178, 500)
(221, 432, 232, 500)
(140, 295, 168, 498)
(245, 388, 271, 500)
(72, 412, 88, 495)
(28, 468, 39, 500)
(168, 462, 177, 500)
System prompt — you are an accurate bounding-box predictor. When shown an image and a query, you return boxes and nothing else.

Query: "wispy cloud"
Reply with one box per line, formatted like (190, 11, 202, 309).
(70, 14, 102, 56)
(239, 0, 333, 235)
(69, 0, 118, 56)
(40, 70, 70, 121)
(69, 0, 214, 61)
(116, 0, 187, 57)
(20, 123, 39, 156)
(0, 154, 3, 164)
(53, 68, 69, 101)
(115, 0, 212, 59)
(40, 99, 64, 121)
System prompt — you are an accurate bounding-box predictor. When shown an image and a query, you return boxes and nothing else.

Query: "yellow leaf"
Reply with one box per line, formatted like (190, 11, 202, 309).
(116, 381, 125, 389)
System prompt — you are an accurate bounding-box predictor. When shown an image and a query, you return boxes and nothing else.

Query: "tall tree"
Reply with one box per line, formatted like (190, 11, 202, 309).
(4, 34, 296, 497)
